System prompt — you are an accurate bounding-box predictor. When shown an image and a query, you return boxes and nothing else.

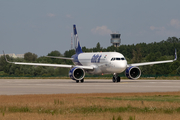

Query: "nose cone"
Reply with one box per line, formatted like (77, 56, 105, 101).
(121, 61, 127, 68)
(118, 60, 127, 72)
(111, 60, 127, 73)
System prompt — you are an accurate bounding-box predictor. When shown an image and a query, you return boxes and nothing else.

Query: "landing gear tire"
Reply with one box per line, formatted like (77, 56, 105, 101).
(80, 79, 84, 83)
(76, 80, 79, 83)
(117, 76, 121, 82)
(112, 75, 121, 83)
(112, 76, 116, 82)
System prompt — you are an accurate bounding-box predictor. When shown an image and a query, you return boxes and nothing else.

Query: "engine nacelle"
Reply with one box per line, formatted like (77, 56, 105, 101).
(125, 66, 141, 79)
(69, 67, 85, 80)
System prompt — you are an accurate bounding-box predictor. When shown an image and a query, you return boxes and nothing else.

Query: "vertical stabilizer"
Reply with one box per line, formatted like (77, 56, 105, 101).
(73, 25, 83, 54)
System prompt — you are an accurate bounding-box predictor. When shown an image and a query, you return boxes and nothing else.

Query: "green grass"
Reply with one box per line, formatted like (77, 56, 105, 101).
(1, 105, 180, 114)
(0, 106, 30, 113)
(104, 95, 180, 102)
(1, 94, 180, 118)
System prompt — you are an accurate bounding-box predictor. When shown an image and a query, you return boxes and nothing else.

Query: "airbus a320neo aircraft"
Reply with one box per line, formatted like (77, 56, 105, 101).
(4, 25, 177, 83)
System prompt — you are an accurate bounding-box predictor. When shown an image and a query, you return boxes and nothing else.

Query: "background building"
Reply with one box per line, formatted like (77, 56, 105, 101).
(0, 53, 24, 58)
(110, 33, 121, 47)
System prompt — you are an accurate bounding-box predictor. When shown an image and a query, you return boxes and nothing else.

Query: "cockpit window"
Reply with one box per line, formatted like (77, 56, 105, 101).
(111, 57, 125, 61)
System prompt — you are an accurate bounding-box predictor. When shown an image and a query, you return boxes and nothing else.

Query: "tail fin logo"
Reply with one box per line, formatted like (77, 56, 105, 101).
(73, 25, 83, 54)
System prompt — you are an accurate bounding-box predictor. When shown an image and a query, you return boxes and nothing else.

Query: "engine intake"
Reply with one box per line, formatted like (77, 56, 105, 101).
(125, 66, 141, 79)
(69, 67, 85, 80)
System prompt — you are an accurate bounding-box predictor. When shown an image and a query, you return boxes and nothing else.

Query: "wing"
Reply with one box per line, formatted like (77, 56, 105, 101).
(127, 49, 177, 67)
(45, 56, 73, 60)
(3, 51, 93, 70)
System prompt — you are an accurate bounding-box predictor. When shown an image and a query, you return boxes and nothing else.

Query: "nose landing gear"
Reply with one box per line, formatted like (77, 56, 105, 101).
(112, 73, 121, 82)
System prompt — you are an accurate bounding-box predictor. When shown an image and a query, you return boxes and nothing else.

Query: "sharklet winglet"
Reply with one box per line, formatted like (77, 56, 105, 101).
(3, 51, 12, 63)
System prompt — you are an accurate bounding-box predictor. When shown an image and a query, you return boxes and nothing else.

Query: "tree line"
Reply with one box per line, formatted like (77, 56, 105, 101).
(0, 37, 180, 77)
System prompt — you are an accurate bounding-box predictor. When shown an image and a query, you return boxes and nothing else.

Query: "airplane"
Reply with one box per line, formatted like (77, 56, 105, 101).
(3, 25, 177, 83)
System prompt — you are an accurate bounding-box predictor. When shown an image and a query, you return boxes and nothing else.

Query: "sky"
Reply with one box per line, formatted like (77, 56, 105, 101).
(1, 0, 180, 57)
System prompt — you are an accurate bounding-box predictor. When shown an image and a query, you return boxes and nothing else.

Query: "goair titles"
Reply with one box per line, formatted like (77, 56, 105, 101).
(91, 54, 102, 63)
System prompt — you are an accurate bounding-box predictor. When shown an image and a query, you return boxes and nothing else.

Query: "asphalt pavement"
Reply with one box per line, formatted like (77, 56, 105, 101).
(0, 79, 180, 95)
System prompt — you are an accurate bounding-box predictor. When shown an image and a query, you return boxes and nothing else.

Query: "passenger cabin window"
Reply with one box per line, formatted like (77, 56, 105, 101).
(111, 57, 125, 61)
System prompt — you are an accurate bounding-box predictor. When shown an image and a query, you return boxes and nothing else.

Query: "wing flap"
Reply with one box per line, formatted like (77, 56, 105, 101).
(12, 62, 93, 69)
(13, 62, 73, 68)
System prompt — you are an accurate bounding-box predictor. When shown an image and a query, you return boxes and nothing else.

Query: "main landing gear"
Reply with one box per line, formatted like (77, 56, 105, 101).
(76, 79, 84, 83)
(112, 73, 121, 82)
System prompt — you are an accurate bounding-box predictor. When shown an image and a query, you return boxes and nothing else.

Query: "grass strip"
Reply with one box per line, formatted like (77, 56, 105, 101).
(104, 95, 180, 102)
(1, 105, 180, 114)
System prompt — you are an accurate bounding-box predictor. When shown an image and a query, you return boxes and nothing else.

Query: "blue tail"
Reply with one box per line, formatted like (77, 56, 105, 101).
(73, 25, 83, 54)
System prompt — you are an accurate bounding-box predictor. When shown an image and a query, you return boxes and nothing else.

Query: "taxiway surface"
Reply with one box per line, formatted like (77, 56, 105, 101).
(0, 79, 180, 95)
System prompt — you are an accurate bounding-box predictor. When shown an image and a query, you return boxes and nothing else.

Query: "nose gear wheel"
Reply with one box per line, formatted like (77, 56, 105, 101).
(112, 73, 121, 82)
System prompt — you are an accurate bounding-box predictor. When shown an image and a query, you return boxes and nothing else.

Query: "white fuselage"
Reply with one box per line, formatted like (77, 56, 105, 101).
(74, 52, 127, 74)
